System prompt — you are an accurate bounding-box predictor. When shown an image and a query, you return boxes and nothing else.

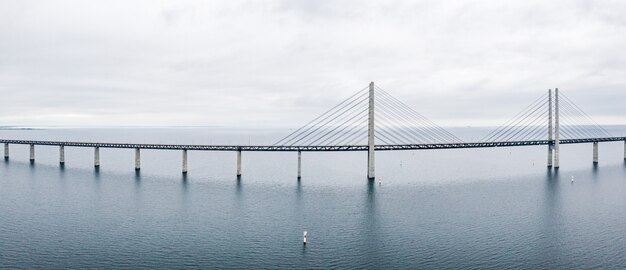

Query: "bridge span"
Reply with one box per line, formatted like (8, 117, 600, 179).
(2, 83, 625, 178)
(3, 137, 625, 178)
(1, 137, 625, 152)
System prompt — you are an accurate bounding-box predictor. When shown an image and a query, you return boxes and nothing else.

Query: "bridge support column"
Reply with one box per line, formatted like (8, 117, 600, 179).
(547, 89, 553, 167)
(135, 148, 140, 171)
(297, 151, 302, 180)
(547, 145, 553, 167)
(367, 81, 375, 179)
(4, 143, 8, 160)
(593, 142, 598, 163)
(236, 150, 242, 177)
(182, 150, 188, 174)
(29, 144, 35, 162)
(554, 88, 560, 168)
(94, 147, 100, 167)
(59, 145, 65, 165)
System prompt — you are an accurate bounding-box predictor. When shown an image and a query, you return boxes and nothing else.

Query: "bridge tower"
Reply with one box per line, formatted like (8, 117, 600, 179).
(367, 81, 375, 179)
(554, 88, 560, 168)
(547, 89, 553, 167)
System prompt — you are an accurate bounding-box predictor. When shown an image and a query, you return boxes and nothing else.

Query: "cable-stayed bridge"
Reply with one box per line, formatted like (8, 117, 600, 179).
(2, 82, 625, 178)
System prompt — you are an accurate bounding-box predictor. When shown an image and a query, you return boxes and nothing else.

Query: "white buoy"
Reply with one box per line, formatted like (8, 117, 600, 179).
(378, 178, 381, 185)
(571, 176, 574, 183)
(303, 231, 307, 245)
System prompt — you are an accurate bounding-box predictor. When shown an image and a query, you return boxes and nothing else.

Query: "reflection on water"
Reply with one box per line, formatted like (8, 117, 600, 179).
(295, 179, 302, 205)
(362, 179, 380, 268)
(181, 174, 188, 189)
(93, 166, 100, 179)
(235, 176, 243, 197)
(133, 170, 142, 206)
(541, 168, 563, 268)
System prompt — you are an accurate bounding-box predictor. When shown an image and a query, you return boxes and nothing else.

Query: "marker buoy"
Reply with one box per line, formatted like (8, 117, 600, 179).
(303, 231, 307, 245)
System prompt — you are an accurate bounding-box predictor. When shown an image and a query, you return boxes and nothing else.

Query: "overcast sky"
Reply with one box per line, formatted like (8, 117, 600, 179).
(1, 0, 625, 128)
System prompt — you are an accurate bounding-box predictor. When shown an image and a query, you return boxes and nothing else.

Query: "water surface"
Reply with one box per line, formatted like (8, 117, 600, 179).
(1, 127, 625, 269)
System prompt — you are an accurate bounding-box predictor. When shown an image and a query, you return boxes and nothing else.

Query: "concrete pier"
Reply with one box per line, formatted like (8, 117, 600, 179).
(593, 142, 598, 163)
(236, 150, 242, 177)
(182, 149, 188, 174)
(297, 151, 302, 179)
(4, 143, 8, 160)
(554, 88, 560, 168)
(367, 81, 376, 179)
(59, 145, 65, 164)
(29, 144, 35, 162)
(135, 148, 141, 171)
(94, 147, 100, 167)
(547, 89, 553, 167)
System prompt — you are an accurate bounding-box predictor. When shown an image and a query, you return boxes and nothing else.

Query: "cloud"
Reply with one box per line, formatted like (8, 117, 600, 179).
(0, 0, 625, 127)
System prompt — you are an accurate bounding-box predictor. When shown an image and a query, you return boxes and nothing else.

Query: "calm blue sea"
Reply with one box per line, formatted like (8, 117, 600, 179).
(1, 127, 625, 269)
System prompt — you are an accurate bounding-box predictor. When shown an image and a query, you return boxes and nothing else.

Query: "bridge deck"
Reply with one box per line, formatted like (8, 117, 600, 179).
(1, 137, 624, 152)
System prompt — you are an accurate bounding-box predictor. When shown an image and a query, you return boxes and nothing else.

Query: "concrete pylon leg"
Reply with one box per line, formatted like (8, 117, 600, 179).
(297, 151, 302, 180)
(547, 89, 553, 167)
(4, 143, 8, 160)
(135, 148, 141, 171)
(554, 144, 560, 168)
(182, 150, 188, 174)
(29, 144, 35, 162)
(94, 147, 100, 167)
(547, 145, 553, 167)
(236, 150, 242, 177)
(367, 82, 375, 179)
(59, 146, 65, 164)
(593, 142, 598, 163)
(554, 88, 560, 168)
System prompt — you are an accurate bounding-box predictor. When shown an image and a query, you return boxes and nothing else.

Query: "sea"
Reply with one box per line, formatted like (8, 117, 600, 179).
(1, 126, 625, 269)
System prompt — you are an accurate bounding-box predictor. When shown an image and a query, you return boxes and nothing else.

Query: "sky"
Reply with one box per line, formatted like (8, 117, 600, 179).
(1, 0, 625, 128)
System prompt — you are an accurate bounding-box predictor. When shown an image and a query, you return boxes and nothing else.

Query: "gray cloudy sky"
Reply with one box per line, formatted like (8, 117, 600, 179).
(1, 0, 625, 127)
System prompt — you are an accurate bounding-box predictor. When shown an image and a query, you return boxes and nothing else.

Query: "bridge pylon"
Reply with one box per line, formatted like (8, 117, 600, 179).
(484, 87, 618, 169)
(367, 82, 375, 179)
(547, 88, 560, 169)
(272, 82, 462, 179)
(554, 88, 560, 168)
(547, 88, 561, 169)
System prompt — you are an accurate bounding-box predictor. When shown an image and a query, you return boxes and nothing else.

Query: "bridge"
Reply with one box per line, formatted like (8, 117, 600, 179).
(2, 82, 625, 179)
